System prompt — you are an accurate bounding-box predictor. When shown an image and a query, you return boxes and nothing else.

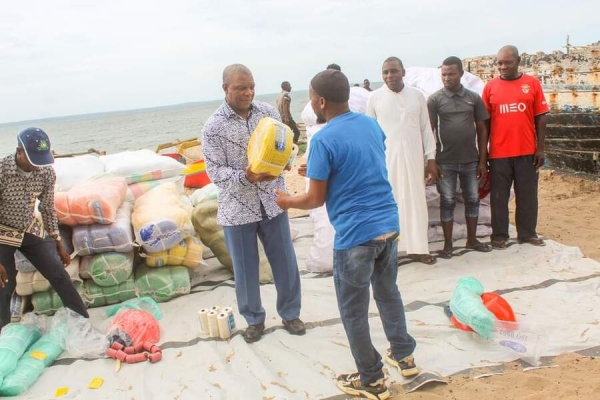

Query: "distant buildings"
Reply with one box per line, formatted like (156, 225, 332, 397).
(462, 40, 599, 112)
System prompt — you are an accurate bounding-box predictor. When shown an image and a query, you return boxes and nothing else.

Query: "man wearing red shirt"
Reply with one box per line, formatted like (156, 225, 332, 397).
(482, 45, 548, 249)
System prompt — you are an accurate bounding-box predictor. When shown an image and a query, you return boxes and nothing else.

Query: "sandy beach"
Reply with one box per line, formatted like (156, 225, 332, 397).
(283, 161, 600, 399)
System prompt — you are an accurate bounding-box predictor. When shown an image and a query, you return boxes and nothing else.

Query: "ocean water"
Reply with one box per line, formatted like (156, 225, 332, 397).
(0, 91, 310, 157)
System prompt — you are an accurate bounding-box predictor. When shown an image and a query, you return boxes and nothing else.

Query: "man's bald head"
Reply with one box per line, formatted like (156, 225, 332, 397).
(222, 64, 253, 85)
(222, 64, 255, 117)
(498, 45, 520, 59)
(496, 45, 521, 79)
(310, 70, 350, 103)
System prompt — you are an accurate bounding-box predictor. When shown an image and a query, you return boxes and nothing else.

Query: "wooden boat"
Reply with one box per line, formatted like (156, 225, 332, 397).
(545, 112, 600, 174)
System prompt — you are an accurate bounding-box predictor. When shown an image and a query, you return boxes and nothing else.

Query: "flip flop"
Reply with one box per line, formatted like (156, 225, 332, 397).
(437, 249, 453, 259)
(409, 254, 437, 265)
(491, 240, 508, 250)
(518, 238, 546, 247)
(466, 243, 492, 253)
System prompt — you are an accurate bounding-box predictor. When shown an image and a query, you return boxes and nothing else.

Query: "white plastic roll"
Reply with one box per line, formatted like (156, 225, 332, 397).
(222, 306, 236, 331)
(208, 310, 219, 338)
(287, 144, 299, 167)
(217, 312, 231, 339)
(210, 305, 220, 313)
(198, 309, 210, 337)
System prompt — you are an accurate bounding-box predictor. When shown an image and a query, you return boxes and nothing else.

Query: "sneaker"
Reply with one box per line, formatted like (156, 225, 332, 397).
(336, 372, 390, 400)
(282, 318, 306, 335)
(243, 323, 265, 343)
(385, 349, 419, 377)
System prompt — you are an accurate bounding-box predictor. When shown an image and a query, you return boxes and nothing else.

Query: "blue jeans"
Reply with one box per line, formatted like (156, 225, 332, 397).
(436, 162, 480, 222)
(223, 210, 301, 325)
(333, 233, 416, 385)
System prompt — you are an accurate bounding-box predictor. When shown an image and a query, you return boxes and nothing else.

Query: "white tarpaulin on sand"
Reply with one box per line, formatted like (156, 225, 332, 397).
(14, 217, 600, 399)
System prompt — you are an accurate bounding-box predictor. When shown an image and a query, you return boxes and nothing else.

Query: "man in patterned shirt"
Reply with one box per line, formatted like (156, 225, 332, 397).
(0, 128, 88, 328)
(202, 64, 304, 343)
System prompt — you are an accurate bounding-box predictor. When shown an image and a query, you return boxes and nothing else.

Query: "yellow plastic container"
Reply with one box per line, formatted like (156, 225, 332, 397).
(247, 117, 293, 176)
(146, 236, 204, 268)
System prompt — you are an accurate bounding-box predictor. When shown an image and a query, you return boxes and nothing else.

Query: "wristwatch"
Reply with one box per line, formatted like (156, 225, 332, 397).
(50, 233, 62, 242)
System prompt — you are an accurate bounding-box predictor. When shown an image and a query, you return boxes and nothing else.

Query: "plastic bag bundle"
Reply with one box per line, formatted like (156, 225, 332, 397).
(106, 309, 160, 348)
(0, 313, 68, 396)
(191, 199, 232, 268)
(135, 264, 191, 303)
(247, 117, 294, 176)
(15, 226, 74, 273)
(191, 199, 274, 283)
(449, 277, 496, 339)
(132, 182, 194, 253)
(83, 278, 136, 309)
(79, 251, 134, 287)
(31, 282, 84, 316)
(145, 236, 204, 268)
(54, 308, 109, 359)
(101, 149, 185, 184)
(52, 155, 105, 192)
(126, 176, 184, 203)
(106, 297, 163, 320)
(16, 258, 81, 296)
(0, 324, 42, 387)
(189, 183, 218, 206)
(54, 176, 128, 225)
(72, 202, 135, 256)
(105, 298, 161, 348)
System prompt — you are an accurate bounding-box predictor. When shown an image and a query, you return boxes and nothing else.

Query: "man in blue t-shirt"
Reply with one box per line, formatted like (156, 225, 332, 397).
(275, 70, 418, 400)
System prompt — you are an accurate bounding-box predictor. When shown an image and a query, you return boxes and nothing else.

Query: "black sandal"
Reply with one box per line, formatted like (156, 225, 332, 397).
(437, 249, 453, 259)
(466, 243, 492, 253)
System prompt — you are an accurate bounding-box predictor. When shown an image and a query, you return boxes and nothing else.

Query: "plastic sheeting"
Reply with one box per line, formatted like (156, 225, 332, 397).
(8, 217, 600, 399)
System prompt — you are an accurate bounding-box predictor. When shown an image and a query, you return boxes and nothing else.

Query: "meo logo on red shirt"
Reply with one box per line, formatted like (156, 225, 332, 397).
(499, 103, 527, 114)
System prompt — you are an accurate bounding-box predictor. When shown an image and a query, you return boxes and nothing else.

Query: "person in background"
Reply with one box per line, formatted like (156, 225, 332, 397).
(363, 79, 372, 91)
(481, 45, 549, 249)
(0, 128, 89, 329)
(276, 81, 302, 144)
(367, 56, 438, 265)
(202, 64, 305, 343)
(276, 69, 418, 400)
(427, 56, 492, 258)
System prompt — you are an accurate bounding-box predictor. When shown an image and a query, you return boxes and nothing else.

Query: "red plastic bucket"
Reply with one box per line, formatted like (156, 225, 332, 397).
(183, 160, 211, 188)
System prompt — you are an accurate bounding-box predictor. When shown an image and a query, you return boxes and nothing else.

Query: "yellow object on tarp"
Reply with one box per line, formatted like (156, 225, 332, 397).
(146, 236, 204, 268)
(247, 117, 293, 176)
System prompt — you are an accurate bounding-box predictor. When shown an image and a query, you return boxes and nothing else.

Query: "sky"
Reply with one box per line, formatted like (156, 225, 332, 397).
(1, 0, 598, 123)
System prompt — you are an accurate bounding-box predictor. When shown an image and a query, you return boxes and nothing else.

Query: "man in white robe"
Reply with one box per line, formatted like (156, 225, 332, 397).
(366, 56, 438, 265)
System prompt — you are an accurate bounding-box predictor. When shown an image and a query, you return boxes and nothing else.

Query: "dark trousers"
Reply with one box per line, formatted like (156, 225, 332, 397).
(489, 155, 539, 242)
(286, 118, 301, 144)
(0, 233, 89, 328)
(223, 210, 301, 325)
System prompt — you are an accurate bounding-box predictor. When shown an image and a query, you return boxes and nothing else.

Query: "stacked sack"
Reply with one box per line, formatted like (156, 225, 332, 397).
(33, 175, 134, 314)
(15, 225, 81, 310)
(15, 151, 209, 317)
(101, 149, 186, 204)
(132, 182, 195, 302)
(190, 184, 274, 284)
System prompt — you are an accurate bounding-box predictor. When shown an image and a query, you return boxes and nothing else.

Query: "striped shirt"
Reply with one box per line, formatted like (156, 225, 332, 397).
(0, 154, 59, 246)
(202, 101, 286, 226)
